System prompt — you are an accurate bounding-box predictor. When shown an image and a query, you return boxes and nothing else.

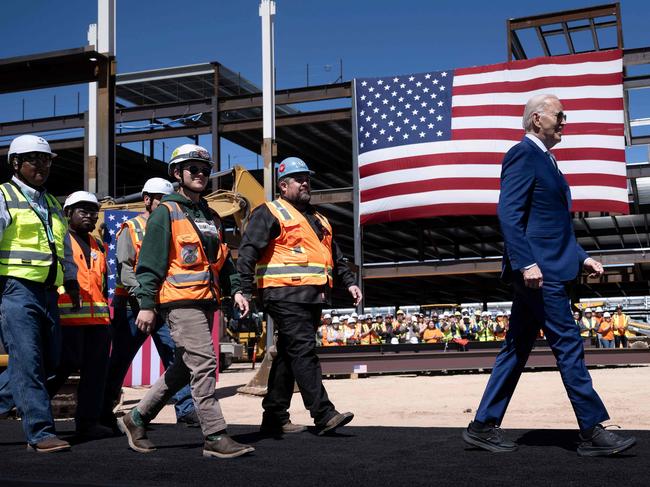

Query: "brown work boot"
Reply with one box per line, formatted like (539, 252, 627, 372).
(203, 434, 255, 459)
(316, 412, 354, 436)
(28, 436, 71, 453)
(118, 411, 156, 453)
(260, 420, 307, 436)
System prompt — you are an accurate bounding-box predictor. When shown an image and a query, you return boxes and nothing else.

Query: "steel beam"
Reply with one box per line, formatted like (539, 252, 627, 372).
(0, 113, 85, 137)
(220, 108, 351, 133)
(318, 346, 650, 375)
(219, 82, 351, 111)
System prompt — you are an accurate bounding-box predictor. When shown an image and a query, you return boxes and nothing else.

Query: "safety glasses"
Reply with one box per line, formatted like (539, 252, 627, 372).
(185, 165, 211, 177)
(21, 152, 53, 168)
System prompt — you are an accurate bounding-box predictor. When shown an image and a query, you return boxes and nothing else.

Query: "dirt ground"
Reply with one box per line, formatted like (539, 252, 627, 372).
(120, 363, 650, 430)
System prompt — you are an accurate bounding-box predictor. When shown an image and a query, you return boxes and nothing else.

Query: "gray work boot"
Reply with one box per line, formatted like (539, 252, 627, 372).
(202, 434, 255, 459)
(118, 410, 156, 453)
(316, 412, 354, 436)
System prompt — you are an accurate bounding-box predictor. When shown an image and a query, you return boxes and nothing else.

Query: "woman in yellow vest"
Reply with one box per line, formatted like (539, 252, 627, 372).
(0, 135, 69, 452)
(611, 305, 630, 348)
(118, 144, 253, 459)
(47, 191, 112, 439)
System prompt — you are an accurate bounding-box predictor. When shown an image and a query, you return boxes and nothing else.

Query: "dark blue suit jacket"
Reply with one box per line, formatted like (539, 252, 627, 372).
(498, 136, 588, 282)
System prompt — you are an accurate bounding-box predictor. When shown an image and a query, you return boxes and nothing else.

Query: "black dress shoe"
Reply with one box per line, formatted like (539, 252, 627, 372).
(177, 410, 201, 428)
(577, 424, 636, 457)
(462, 421, 518, 452)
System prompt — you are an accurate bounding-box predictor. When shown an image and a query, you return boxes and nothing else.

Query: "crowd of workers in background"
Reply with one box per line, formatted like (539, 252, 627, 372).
(317, 305, 636, 348)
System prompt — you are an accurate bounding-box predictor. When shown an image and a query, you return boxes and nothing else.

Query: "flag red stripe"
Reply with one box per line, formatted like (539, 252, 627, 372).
(571, 199, 629, 213)
(455, 49, 622, 76)
(360, 152, 505, 179)
(453, 73, 622, 96)
(451, 124, 623, 141)
(361, 178, 499, 202)
(361, 174, 626, 203)
(452, 98, 624, 117)
(360, 203, 498, 225)
(141, 337, 151, 387)
(553, 147, 625, 162)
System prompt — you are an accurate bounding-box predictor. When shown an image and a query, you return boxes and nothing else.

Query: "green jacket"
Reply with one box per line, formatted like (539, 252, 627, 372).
(135, 193, 240, 310)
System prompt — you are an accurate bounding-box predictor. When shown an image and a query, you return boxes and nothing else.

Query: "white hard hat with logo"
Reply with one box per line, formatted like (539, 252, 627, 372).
(167, 144, 213, 176)
(64, 191, 99, 210)
(8, 134, 57, 163)
(142, 177, 174, 196)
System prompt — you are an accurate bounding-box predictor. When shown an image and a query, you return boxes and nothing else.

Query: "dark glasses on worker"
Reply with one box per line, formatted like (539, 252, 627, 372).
(185, 165, 211, 177)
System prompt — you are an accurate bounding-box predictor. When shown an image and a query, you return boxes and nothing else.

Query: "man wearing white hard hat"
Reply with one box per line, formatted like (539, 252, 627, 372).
(237, 156, 361, 437)
(118, 144, 252, 459)
(0, 135, 70, 452)
(48, 191, 113, 438)
(101, 177, 199, 431)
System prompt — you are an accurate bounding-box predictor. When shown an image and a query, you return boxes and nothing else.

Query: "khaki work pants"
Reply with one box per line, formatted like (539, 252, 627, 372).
(136, 307, 226, 436)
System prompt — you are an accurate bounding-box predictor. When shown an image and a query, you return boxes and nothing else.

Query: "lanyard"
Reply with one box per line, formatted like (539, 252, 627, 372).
(18, 186, 55, 243)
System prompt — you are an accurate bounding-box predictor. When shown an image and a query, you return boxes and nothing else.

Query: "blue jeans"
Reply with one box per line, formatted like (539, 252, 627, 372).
(599, 338, 615, 349)
(102, 296, 194, 421)
(0, 277, 61, 445)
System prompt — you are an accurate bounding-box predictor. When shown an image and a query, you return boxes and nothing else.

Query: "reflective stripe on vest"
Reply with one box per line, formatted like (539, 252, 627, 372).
(157, 201, 227, 305)
(114, 214, 147, 297)
(256, 199, 334, 289)
(58, 235, 110, 326)
(0, 182, 66, 286)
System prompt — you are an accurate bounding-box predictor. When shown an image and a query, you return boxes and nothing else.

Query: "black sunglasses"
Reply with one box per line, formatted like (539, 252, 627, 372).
(184, 165, 211, 177)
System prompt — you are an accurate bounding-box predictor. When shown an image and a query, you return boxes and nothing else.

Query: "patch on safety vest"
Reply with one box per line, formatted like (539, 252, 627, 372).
(181, 244, 199, 264)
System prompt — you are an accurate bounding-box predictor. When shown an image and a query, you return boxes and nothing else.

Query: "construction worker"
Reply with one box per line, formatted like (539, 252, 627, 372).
(359, 314, 381, 345)
(326, 317, 345, 346)
(422, 319, 444, 343)
(476, 312, 495, 342)
(493, 311, 507, 341)
(46, 191, 112, 439)
(597, 312, 615, 348)
(117, 144, 253, 459)
(101, 177, 199, 431)
(0, 135, 69, 452)
(612, 305, 630, 348)
(581, 307, 598, 343)
(344, 316, 360, 345)
(317, 313, 332, 346)
(237, 156, 361, 437)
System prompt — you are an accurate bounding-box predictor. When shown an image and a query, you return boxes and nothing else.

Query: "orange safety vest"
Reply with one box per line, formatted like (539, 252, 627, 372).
(255, 199, 334, 289)
(157, 201, 228, 306)
(58, 234, 110, 326)
(360, 323, 381, 345)
(114, 214, 147, 298)
(612, 313, 629, 336)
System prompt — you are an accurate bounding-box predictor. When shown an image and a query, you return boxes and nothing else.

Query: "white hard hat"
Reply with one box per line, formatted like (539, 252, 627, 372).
(411, 315, 418, 322)
(142, 177, 174, 196)
(603, 312, 611, 318)
(168, 144, 213, 176)
(390, 337, 399, 344)
(8, 135, 57, 163)
(443, 312, 450, 317)
(63, 191, 99, 210)
(348, 317, 357, 324)
(481, 311, 489, 316)
(461, 308, 468, 315)
(496, 311, 504, 317)
(332, 317, 340, 324)
(585, 307, 592, 313)
(323, 313, 331, 319)
(351, 312, 358, 318)
(341, 315, 349, 321)
(595, 306, 603, 312)
(409, 336, 419, 344)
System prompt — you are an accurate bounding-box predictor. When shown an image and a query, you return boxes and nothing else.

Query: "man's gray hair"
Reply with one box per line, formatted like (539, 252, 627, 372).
(522, 94, 559, 131)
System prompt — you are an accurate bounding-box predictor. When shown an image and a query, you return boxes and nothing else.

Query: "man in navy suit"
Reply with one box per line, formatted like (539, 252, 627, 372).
(462, 94, 635, 457)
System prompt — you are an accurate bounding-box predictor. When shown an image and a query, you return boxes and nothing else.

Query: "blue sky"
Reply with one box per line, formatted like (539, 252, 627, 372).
(1, 0, 649, 166)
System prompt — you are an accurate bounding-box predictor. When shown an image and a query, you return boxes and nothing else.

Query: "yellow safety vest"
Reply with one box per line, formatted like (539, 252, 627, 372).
(0, 182, 66, 286)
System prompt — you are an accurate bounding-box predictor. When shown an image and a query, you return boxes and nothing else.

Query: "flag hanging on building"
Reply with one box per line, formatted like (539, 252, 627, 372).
(354, 49, 627, 225)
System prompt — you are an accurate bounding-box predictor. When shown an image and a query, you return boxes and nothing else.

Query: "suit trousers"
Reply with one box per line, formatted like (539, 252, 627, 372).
(262, 301, 336, 426)
(474, 276, 610, 431)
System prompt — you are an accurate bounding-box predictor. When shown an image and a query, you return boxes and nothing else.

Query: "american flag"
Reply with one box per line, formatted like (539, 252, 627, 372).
(355, 49, 627, 225)
(103, 208, 164, 387)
